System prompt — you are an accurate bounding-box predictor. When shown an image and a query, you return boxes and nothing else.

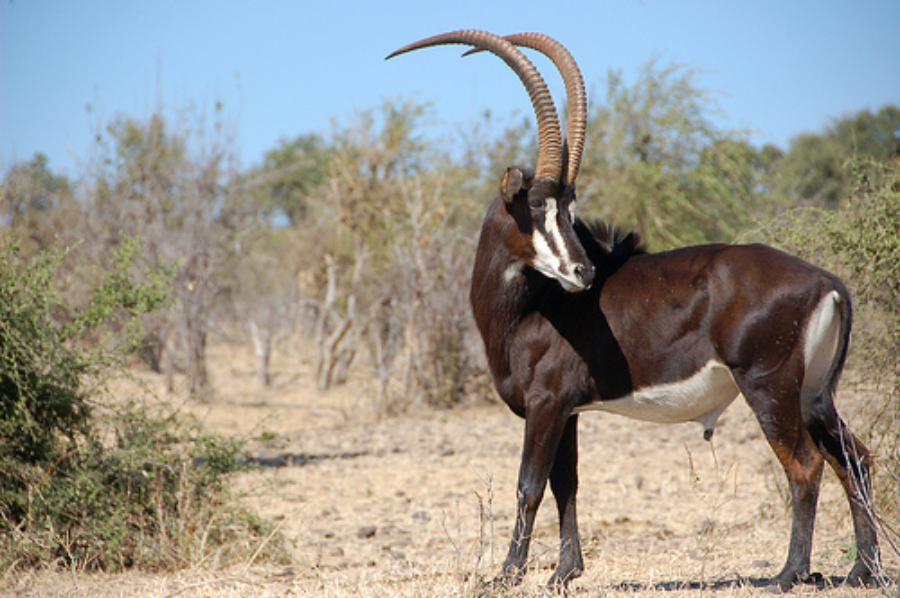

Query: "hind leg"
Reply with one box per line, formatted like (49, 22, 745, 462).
(771, 430, 825, 590)
(806, 395, 881, 586)
(736, 371, 825, 591)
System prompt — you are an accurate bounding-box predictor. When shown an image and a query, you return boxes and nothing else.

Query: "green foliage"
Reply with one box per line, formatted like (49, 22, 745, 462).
(775, 105, 900, 208)
(0, 153, 71, 218)
(0, 153, 78, 253)
(1, 401, 285, 572)
(0, 237, 165, 466)
(578, 59, 781, 250)
(774, 133, 846, 208)
(832, 106, 900, 163)
(831, 160, 900, 326)
(0, 238, 284, 573)
(250, 132, 333, 225)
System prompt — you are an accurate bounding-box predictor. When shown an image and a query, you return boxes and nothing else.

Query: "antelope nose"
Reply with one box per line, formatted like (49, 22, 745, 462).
(576, 263, 595, 288)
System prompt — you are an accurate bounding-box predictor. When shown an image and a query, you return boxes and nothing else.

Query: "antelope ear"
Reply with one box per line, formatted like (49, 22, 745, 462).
(500, 167, 530, 203)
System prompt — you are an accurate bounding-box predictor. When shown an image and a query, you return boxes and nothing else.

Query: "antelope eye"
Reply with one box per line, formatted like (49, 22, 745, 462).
(529, 197, 547, 212)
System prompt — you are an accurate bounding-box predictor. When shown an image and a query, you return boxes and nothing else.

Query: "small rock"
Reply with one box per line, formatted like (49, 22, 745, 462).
(357, 525, 377, 539)
(382, 545, 406, 560)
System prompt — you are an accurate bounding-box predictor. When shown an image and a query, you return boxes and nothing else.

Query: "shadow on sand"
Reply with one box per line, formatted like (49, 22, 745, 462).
(608, 572, 893, 593)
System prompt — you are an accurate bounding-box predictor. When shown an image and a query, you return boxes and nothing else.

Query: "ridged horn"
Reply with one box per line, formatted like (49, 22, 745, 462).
(501, 34, 586, 184)
(387, 29, 563, 182)
(465, 33, 586, 184)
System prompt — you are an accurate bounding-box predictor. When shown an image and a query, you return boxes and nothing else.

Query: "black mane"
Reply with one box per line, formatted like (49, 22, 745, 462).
(574, 218, 646, 275)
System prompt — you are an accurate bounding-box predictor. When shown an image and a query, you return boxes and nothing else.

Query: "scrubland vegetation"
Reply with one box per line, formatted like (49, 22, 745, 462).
(1, 60, 897, 594)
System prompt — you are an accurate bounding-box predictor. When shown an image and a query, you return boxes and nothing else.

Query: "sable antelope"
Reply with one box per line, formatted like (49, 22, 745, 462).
(387, 30, 881, 591)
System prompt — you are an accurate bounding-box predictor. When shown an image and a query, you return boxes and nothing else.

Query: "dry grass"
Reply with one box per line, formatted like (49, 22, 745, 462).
(3, 342, 897, 596)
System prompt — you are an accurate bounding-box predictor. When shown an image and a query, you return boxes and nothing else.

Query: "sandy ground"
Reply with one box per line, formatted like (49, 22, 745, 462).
(3, 344, 897, 597)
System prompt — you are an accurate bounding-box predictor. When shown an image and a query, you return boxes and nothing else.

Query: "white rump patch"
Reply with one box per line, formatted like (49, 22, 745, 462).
(801, 291, 843, 416)
(574, 360, 740, 436)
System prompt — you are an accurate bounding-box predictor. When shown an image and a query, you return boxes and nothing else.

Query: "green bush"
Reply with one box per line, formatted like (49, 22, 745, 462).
(0, 237, 286, 573)
(2, 402, 283, 572)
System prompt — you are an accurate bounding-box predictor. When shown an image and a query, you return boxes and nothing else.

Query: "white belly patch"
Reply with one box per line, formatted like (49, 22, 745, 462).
(574, 360, 740, 435)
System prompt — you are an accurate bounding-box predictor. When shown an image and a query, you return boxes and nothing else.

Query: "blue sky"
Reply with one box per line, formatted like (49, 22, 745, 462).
(2, 1, 899, 177)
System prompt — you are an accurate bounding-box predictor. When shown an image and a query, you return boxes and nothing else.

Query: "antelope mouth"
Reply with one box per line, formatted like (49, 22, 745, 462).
(532, 259, 594, 292)
(558, 265, 594, 292)
(560, 280, 589, 293)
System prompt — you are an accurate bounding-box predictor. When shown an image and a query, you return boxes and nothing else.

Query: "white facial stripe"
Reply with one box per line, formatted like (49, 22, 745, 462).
(531, 228, 561, 273)
(544, 199, 568, 260)
(530, 198, 583, 289)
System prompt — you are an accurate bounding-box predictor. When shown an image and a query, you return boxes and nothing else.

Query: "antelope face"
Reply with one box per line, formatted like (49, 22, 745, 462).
(502, 168, 595, 292)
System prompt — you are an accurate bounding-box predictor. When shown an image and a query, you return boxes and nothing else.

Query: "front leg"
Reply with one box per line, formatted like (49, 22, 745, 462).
(501, 396, 573, 585)
(548, 414, 584, 587)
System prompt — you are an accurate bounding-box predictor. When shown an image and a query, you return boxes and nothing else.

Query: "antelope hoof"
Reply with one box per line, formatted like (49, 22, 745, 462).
(547, 556, 584, 590)
(547, 564, 583, 589)
(766, 569, 820, 593)
(769, 571, 798, 593)
(846, 561, 878, 587)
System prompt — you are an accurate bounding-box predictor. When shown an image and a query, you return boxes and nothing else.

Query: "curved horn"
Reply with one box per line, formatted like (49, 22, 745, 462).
(387, 30, 563, 182)
(465, 33, 586, 184)
(501, 34, 586, 184)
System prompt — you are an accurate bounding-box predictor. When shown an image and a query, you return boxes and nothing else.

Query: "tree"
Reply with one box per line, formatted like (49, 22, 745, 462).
(298, 98, 434, 391)
(84, 107, 245, 397)
(577, 59, 778, 250)
(0, 153, 78, 252)
(454, 109, 537, 202)
(245, 132, 333, 226)
(774, 132, 845, 208)
(831, 106, 900, 162)
(775, 105, 900, 208)
(229, 228, 302, 387)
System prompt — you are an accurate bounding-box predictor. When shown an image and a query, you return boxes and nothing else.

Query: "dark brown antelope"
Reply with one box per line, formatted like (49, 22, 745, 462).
(387, 30, 881, 591)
